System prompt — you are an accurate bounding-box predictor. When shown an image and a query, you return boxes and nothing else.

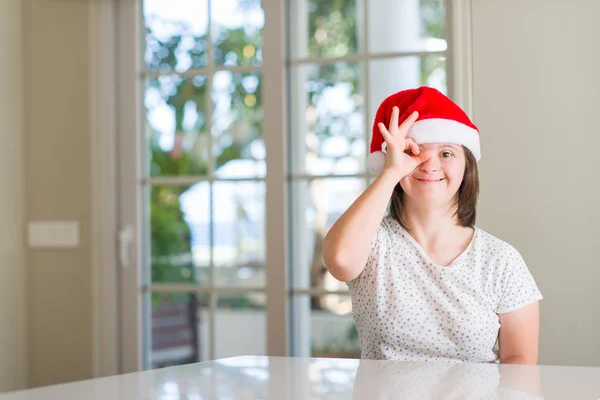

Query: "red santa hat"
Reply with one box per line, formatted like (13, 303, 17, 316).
(367, 86, 480, 174)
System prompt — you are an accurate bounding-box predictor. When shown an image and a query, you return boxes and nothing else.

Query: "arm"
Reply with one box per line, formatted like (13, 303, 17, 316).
(322, 108, 426, 283)
(498, 301, 540, 365)
(322, 170, 399, 282)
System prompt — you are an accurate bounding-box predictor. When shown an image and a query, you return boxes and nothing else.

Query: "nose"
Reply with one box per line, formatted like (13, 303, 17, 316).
(419, 149, 441, 172)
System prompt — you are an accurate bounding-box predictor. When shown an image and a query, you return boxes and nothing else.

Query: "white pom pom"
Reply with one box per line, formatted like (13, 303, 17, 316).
(367, 151, 386, 174)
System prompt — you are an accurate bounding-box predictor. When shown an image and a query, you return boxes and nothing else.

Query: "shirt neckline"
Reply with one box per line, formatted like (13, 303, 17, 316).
(390, 218, 478, 269)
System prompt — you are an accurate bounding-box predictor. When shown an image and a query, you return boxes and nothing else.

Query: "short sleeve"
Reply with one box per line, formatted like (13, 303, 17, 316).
(495, 247, 543, 314)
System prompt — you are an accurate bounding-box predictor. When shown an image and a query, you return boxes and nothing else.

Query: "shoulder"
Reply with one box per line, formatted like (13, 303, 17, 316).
(374, 215, 397, 238)
(367, 216, 410, 253)
(378, 216, 411, 242)
(474, 229, 543, 312)
(473, 227, 523, 256)
(380, 215, 397, 231)
(472, 227, 528, 268)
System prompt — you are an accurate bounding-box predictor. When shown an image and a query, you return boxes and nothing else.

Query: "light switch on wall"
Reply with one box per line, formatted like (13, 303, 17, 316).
(28, 221, 80, 248)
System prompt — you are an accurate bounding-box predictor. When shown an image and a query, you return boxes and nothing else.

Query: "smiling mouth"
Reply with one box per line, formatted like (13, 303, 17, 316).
(416, 178, 445, 182)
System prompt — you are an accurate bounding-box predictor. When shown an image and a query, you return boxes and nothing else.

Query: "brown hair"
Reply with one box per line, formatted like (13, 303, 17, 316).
(389, 146, 479, 230)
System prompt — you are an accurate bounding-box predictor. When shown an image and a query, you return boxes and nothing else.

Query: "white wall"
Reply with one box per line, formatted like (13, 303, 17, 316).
(0, 0, 94, 391)
(472, 0, 600, 366)
(23, 0, 93, 387)
(0, 0, 28, 392)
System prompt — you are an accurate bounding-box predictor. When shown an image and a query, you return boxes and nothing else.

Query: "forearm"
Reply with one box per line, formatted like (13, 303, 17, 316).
(500, 355, 538, 365)
(322, 170, 399, 282)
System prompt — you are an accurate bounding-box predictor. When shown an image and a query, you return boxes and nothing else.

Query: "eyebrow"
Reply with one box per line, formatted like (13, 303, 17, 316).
(420, 144, 461, 151)
(424, 144, 460, 150)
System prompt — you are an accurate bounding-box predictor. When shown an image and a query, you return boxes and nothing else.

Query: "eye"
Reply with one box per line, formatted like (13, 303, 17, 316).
(440, 150, 454, 158)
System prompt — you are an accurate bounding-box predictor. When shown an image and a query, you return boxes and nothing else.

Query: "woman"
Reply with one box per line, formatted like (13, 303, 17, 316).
(322, 87, 542, 364)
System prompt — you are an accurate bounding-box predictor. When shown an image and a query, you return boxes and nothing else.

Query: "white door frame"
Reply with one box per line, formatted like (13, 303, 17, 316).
(89, 0, 119, 378)
(89, 0, 145, 375)
(262, 0, 290, 357)
(114, 0, 146, 373)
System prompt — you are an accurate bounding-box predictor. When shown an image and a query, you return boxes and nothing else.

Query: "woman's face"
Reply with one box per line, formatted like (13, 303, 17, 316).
(399, 143, 466, 206)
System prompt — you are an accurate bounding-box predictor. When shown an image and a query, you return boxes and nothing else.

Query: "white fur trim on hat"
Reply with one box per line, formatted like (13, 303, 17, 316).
(408, 118, 481, 161)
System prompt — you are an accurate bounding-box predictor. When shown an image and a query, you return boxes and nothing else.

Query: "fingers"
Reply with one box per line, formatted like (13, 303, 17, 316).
(407, 138, 420, 155)
(378, 122, 392, 144)
(388, 106, 400, 134)
(379, 109, 419, 152)
(399, 111, 419, 138)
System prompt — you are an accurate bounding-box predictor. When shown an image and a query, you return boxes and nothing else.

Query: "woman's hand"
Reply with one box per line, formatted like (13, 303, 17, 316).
(377, 107, 429, 179)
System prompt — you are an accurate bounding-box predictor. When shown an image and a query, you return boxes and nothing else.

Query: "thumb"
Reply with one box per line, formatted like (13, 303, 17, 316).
(413, 152, 431, 166)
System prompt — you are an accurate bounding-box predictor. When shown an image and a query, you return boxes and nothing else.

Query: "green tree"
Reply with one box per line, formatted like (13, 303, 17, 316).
(145, 9, 263, 291)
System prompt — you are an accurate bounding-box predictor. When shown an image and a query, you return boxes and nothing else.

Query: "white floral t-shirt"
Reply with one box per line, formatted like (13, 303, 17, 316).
(348, 216, 543, 363)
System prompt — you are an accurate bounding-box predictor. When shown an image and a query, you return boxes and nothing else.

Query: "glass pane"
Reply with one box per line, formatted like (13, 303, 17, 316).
(143, 0, 209, 73)
(291, 295, 359, 358)
(289, 63, 365, 175)
(211, 0, 264, 66)
(289, 178, 366, 290)
(368, 0, 447, 53)
(214, 293, 266, 358)
(150, 293, 209, 368)
(145, 76, 209, 177)
(150, 184, 211, 286)
(289, 0, 360, 59)
(212, 181, 265, 287)
(368, 56, 447, 117)
(212, 71, 265, 179)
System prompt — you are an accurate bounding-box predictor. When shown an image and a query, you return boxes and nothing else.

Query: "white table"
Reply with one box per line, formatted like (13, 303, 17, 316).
(1, 356, 599, 399)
